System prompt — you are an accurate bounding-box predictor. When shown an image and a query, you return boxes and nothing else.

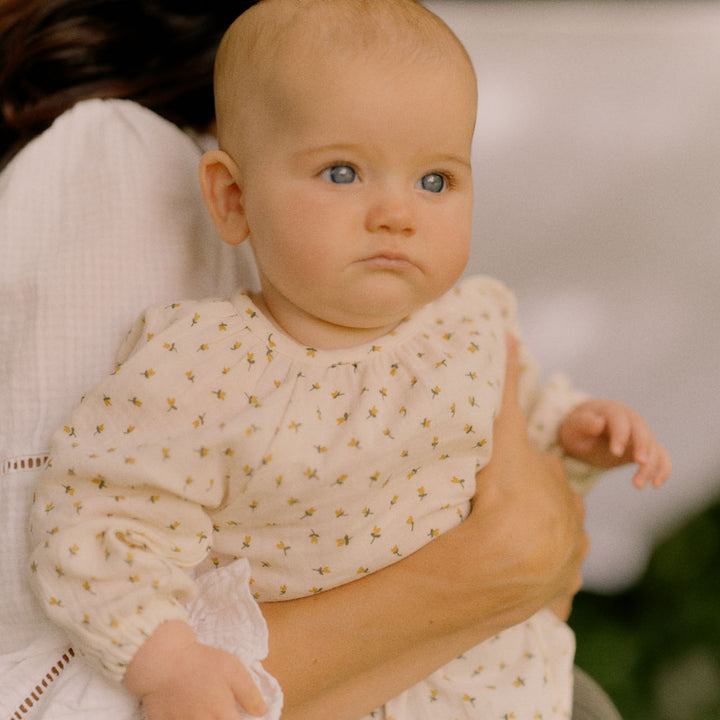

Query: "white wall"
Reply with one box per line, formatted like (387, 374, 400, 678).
(427, 1, 720, 591)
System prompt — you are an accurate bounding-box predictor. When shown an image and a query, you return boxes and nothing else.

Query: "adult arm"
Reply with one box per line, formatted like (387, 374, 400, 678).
(260, 337, 588, 720)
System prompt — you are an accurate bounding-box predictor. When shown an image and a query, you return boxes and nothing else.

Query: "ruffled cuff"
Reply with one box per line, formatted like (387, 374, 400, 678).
(187, 560, 283, 720)
(525, 373, 603, 495)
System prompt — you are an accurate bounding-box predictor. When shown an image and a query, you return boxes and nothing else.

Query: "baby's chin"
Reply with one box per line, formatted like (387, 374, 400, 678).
(340, 274, 443, 321)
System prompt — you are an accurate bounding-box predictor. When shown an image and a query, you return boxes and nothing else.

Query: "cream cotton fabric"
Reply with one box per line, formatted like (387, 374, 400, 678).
(31, 275, 590, 718)
(0, 98, 280, 719)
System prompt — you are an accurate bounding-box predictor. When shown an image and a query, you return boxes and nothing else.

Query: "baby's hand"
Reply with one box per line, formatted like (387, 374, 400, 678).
(558, 399, 671, 489)
(124, 620, 268, 720)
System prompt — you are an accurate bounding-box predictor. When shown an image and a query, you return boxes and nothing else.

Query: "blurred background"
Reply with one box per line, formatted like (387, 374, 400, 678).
(425, 2, 720, 718)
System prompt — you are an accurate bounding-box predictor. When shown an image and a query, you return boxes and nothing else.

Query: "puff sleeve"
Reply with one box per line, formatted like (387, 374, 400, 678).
(476, 276, 601, 493)
(28, 301, 230, 683)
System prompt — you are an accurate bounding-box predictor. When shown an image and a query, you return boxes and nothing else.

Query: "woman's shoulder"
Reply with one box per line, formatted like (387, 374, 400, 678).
(3, 98, 195, 178)
(49, 97, 183, 136)
(0, 98, 205, 219)
(64, 98, 204, 165)
(38, 98, 196, 155)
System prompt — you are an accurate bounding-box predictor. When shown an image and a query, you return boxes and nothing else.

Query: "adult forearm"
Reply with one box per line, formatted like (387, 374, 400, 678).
(259, 512, 548, 720)
(270, 628, 482, 720)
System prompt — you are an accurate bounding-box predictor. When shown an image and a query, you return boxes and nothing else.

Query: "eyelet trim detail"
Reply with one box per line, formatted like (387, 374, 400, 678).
(10, 648, 75, 719)
(1, 454, 49, 476)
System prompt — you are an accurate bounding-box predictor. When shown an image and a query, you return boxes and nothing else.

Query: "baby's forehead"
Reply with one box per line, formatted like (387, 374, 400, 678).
(214, 0, 476, 152)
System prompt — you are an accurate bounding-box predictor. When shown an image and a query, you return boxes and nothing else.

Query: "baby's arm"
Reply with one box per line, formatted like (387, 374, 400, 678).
(31, 439, 272, 720)
(30, 301, 275, 720)
(479, 278, 671, 491)
(559, 399, 671, 489)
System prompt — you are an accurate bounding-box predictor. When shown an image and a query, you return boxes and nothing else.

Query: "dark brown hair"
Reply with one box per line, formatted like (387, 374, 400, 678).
(0, 0, 257, 169)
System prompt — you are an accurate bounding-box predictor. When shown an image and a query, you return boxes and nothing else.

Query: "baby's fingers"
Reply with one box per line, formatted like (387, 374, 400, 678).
(653, 443, 673, 488)
(601, 403, 635, 458)
(230, 662, 268, 718)
(626, 410, 672, 489)
(632, 440, 672, 489)
(566, 405, 606, 438)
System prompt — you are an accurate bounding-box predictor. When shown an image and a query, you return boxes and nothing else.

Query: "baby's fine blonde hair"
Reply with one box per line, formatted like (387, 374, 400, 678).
(213, 0, 476, 160)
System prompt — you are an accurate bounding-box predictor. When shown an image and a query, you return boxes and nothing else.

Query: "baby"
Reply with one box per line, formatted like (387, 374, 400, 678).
(30, 1, 671, 719)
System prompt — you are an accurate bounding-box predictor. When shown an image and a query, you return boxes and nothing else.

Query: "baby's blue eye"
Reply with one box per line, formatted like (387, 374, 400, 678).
(322, 165, 357, 184)
(419, 173, 446, 193)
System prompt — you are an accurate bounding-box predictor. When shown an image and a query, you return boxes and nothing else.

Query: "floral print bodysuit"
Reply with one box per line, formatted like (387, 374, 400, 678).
(31, 275, 589, 718)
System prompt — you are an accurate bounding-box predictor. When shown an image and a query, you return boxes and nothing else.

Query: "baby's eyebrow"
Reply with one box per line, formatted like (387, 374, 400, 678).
(434, 154, 472, 170)
(292, 143, 364, 161)
(293, 145, 471, 170)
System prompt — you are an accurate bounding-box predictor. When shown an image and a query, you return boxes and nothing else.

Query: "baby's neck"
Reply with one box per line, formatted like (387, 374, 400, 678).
(250, 292, 403, 350)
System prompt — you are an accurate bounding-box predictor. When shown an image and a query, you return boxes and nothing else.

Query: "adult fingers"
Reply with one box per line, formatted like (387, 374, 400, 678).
(494, 333, 527, 445)
(501, 333, 521, 413)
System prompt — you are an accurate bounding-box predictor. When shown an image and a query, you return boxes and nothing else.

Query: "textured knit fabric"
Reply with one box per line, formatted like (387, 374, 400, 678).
(0, 98, 273, 719)
(31, 275, 591, 717)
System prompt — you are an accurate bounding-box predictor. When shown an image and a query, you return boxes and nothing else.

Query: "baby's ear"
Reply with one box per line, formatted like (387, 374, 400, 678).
(199, 150, 249, 245)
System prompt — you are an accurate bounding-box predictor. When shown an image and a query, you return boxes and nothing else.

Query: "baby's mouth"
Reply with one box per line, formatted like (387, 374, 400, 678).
(359, 253, 417, 271)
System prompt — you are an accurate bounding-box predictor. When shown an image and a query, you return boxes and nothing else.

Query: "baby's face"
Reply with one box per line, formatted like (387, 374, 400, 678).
(240, 48, 477, 346)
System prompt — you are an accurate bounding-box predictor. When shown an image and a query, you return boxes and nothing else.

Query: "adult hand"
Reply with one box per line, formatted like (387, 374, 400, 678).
(465, 334, 589, 621)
